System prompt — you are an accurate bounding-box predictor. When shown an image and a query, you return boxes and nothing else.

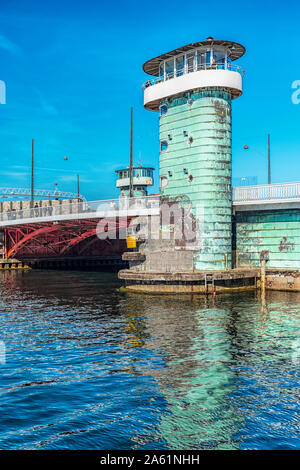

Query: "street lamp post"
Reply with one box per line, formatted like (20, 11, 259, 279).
(77, 174, 80, 199)
(243, 133, 271, 184)
(31, 138, 34, 206)
(268, 133, 271, 184)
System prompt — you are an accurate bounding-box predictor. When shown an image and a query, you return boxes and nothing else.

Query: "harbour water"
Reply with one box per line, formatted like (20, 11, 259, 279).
(0, 270, 299, 450)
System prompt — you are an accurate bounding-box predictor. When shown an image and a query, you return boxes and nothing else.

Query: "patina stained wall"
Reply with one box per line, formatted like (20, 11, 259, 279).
(236, 209, 300, 269)
(159, 89, 232, 270)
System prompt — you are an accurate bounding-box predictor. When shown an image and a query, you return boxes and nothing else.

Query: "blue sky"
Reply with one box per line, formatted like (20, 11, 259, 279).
(0, 0, 299, 200)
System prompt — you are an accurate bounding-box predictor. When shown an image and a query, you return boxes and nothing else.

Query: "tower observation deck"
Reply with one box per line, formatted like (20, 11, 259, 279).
(142, 37, 245, 270)
(115, 166, 154, 197)
(143, 37, 245, 111)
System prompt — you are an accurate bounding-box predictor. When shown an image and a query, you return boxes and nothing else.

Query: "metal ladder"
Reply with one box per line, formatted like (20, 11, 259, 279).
(204, 273, 215, 294)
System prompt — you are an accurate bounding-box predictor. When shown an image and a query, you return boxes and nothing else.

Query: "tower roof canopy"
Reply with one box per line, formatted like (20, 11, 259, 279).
(143, 39, 245, 76)
(115, 166, 154, 173)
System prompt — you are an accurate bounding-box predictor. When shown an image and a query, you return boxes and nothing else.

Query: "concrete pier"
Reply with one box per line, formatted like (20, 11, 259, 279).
(0, 259, 30, 270)
(119, 268, 258, 293)
(119, 268, 300, 294)
(19, 255, 127, 271)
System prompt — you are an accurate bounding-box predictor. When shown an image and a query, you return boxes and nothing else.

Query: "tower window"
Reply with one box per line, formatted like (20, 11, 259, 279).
(160, 176, 169, 189)
(176, 55, 185, 76)
(159, 62, 164, 79)
(212, 50, 226, 66)
(160, 104, 168, 116)
(197, 51, 206, 70)
(165, 59, 174, 79)
(160, 140, 168, 152)
(186, 52, 195, 73)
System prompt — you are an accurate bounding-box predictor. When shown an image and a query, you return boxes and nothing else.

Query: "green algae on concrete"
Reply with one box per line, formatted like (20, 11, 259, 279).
(236, 209, 300, 269)
(159, 89, 232, 271)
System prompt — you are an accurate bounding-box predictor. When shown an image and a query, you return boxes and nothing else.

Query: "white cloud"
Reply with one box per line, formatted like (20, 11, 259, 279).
(0, 170, 27, 179)
(34, 89, 58, 116)
(0, 35, 22, 56)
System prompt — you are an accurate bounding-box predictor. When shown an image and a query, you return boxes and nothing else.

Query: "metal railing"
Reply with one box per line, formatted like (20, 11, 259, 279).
(0, 187, 86, 200)
(143, 63, 245, 89)
(1, 183, 299, 225)
(0, 196, 160, 225)
(233, 182, 300, 203)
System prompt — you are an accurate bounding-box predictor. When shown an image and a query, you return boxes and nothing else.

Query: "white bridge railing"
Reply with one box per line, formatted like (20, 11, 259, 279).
(0, 183, 299, 226)
(233, 182, 300, 203)
(0, 196, 160, 226)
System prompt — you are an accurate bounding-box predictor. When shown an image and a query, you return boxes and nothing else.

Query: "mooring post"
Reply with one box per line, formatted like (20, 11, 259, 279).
(260, 257, 267, 313)
(260, 250, 269, 308)
(261, 258, 266, 291)
(260, 250, 269, 289)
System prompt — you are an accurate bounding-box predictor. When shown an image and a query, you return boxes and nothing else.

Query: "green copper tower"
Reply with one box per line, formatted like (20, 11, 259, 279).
(143, 37, 245, 270)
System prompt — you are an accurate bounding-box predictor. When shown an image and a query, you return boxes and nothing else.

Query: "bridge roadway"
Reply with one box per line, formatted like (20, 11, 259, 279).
(0, 181, 300, 227)
(0, 182, 299, 262)
(0, 198, 160, 227)
(0, 197, 160, 261)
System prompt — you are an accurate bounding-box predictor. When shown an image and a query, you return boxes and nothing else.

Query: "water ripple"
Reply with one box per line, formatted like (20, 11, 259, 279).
(0, 270, 299, 449)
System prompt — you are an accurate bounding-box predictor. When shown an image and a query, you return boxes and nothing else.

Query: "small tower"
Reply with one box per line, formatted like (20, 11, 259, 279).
(143, 37, 245, 270)
(115, 166, 154, 197)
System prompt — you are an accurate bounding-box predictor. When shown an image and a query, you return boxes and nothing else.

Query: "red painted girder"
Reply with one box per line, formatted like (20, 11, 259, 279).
(59, 229, 97, 256)
(7, 224, 62, 258)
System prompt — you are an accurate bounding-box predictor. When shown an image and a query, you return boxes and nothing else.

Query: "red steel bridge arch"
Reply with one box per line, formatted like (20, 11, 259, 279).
(3, 217, 130, 260)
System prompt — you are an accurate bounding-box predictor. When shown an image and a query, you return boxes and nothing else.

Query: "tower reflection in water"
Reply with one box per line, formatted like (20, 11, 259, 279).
(123, 291, 300, 450)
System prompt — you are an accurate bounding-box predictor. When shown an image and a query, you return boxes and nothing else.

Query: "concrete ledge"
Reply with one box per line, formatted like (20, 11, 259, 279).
(122, 252, 146, 262)
(121, 284, 256, 294)
(264, 269, 300, 292)
(118, 268, 260, 282)
(118, 267, 300, 293)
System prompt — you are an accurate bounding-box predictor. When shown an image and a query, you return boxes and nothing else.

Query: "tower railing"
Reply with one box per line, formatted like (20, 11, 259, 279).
(143, 63, 245, 89)
(233, 182, 300, 203)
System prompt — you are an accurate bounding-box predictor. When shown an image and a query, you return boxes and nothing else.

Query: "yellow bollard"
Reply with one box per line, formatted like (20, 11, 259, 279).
(126, 236, 136, 249)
